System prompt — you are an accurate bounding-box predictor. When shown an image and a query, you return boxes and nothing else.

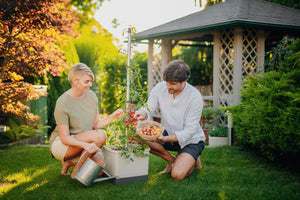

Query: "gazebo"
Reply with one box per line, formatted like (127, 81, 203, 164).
(134, 0, 300, 110)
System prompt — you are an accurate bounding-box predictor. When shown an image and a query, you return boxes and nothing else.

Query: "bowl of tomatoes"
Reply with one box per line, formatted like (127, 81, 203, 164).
(136, 120, 164, 141)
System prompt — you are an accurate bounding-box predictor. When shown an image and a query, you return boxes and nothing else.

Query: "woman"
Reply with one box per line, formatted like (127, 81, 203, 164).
(49, 63, 123, 178)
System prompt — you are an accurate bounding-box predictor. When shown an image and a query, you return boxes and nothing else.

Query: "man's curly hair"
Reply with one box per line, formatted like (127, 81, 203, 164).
(163, 60, 190, 82)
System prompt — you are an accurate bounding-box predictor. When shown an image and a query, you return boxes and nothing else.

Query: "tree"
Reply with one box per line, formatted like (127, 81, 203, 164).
(195, 0, 224, 8)
(70, 0, 106, 19)
(0, 0, 78, 124)
(265, 0, 300, 9)
(196, 0, 300, 9)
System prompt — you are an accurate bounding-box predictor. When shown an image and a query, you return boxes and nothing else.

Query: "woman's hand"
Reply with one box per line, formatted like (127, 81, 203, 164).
(113, 109, 124, 119)
(83, 143, 99, 154)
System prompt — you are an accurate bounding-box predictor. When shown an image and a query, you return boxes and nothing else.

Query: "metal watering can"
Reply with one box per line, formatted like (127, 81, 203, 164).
(74, 150, 114, 187)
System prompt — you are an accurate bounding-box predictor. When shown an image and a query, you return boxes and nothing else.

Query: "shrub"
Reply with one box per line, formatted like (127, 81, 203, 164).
(229, 70, 299, 160)
(0, 118, 48, 144)
(228, 37, 300, 161)
(100, 52, 148, 114)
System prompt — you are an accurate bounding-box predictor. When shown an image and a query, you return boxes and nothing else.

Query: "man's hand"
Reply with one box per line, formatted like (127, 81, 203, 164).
(157, 134, 178, 143)
(156, 134, 165, 144)
(134, 110, 147, 121)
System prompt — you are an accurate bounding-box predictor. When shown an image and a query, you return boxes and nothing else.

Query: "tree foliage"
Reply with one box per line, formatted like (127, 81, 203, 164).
(70, 0, 106, 18)
(0, 0, 78, 124)
(197, 0, 300, 9)
(265, 0, 300, 9)
(265, 37, 300, 72)
(174, 44, 213, 86)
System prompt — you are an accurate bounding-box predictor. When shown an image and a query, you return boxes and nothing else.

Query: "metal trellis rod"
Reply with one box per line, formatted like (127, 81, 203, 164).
(126, 27, 132, 110)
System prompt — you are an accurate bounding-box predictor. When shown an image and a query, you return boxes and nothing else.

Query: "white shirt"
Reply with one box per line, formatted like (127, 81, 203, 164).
(142, 81, 206, 148)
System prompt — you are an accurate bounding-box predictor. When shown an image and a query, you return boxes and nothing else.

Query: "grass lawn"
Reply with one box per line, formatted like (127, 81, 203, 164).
(0, 145, 299, 200)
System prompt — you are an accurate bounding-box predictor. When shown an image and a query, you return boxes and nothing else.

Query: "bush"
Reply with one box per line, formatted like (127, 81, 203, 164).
(0, 119, 48, 144)
(228, 37, 300, 161)
(46, 72, 71, 135)
(100, 56, 126, 114)
(100, 52, 148, 114)
(229, 69, 299, 161)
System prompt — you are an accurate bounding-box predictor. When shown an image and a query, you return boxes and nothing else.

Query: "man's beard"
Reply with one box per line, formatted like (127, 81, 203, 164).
(167, 88, 174, 94)
(168, 88, 180, 94)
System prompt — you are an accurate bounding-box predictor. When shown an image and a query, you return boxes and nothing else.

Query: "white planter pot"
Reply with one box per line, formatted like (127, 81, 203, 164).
(103, 146, 149, 184)
(209, 136, 229, 147)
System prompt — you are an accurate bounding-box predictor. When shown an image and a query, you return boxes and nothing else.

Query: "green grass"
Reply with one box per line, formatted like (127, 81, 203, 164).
(0, 146, 299, 200)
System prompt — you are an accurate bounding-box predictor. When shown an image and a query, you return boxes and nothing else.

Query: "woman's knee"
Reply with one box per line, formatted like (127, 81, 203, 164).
(93, 130, 106, 147)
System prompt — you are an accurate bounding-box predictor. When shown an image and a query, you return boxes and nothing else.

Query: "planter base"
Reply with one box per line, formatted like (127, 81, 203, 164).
(209, 136, 229, 147)
(112, 175, 148, 185)
(103, 146, 149, 184)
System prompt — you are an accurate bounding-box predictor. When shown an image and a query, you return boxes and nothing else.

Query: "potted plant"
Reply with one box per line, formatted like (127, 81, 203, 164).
(103, 103, 150, 184)
(208, 124, 229, 147)
(200, 106, 222, 143)
(102, 43, 150, 184)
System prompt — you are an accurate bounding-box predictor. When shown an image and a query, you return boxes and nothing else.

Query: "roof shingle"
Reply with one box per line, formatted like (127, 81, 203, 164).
(135, 0, 300, 40)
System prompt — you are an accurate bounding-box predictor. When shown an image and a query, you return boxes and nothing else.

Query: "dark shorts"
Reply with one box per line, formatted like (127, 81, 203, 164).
(162, 131, 205, 161)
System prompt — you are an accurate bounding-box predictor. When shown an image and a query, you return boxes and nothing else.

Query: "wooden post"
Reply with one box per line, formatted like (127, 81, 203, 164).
(161, 39, 172, 72)
(147, 39, 154, 92)
(213, 31, 220, 108)
(232, 28, 243, 105)
(257, 30, 267, 72)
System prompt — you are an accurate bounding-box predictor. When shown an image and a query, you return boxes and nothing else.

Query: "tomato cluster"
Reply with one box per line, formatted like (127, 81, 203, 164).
(124, 104, 137, 127)
(140, 125, 162, 136)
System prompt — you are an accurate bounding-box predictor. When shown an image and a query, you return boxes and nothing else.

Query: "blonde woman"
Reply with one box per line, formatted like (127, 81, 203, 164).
(49, 63, 123, 178)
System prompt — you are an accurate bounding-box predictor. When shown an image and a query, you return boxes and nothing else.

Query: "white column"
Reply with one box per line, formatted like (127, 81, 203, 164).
(147, 39, 154, 92)
(257, 30, 266, 72)
(213, 31, 220, 107)
(232, 28, 243, 105)
(161, 39, 172, 72)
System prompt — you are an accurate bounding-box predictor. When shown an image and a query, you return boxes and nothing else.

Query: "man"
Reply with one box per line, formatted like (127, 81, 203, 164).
(135, 59, 206, 180)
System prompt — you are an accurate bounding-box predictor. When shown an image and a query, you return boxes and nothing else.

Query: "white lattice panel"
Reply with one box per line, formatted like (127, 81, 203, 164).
(150, 42, 163, 118)
(242, 29, 258, 77)
(218, 29, 234, 107)
(152, 56, 163, 86)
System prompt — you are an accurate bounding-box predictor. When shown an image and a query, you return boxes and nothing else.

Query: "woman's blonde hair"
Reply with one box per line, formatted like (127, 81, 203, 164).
(68, 63, 94, 84)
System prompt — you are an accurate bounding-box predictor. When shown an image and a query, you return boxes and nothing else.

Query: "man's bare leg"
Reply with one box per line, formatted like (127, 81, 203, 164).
(147, 141, 175, 174)
(150, 148, 175, 174)
(195, 156, 202, 169)
(171, 153, 196, 180)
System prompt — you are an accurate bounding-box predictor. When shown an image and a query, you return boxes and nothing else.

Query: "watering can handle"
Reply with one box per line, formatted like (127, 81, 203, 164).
(77, 149, 106, 171)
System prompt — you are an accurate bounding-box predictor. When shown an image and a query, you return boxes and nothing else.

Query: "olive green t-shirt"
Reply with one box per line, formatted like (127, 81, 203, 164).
(49, 90, 98, 147)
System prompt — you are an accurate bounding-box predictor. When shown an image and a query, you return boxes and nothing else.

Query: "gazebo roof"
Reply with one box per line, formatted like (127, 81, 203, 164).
(135, 0, 300, 40)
